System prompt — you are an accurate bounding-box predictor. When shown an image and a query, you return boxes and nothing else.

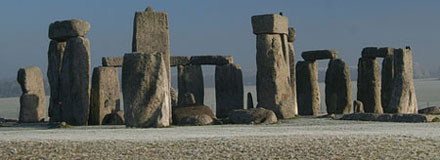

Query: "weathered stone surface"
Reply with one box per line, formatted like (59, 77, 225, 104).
(122, 52, 170, 128)
(288, 27, 296, 42)
(353, 100, 364, 113)
(228, 108, 278, 124)
(247, 92, 254, 109)
(173, 105, 216, 125)
(251, 14, 288, 34)
(145, 6, 154, 12)
(340, 113, 437, 123)
(215, 64, 244, 118)
(296, 60, 320, 116)
(189, 56, 233, 65)
(59, 37, 91, 125)
(89, 67, 121, 125)
(361, 47, 393, 58)
(170, 56, 190, 67)
(47, 41, 66, 122)
(17, 67, 46, 123)
(49, 19, 90, 41)
(418, 106, 440, 115)
(301, 50, 338, 61)
(102, 111, 125, 125)
(256, 34, 295, 119)
(288, 43, 298, 115)
(177, 65, 204, 106)
(102, 57, 123, 67)
(357, 57, 383, 113)
(325, 59, 352, 114)
(381, 55, 394, 112)
(179, 93, 196, 107)
(170, 87, 178, 107)
(389, 49, 418, 113)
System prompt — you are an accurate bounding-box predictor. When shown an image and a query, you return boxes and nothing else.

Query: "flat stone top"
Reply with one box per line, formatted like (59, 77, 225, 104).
(49, 19, 90, 41)
(252, 14, 288, 35)
(105, 55, 234, 67)
(301, 50, 338, 61)
(362, 47, 393, 58)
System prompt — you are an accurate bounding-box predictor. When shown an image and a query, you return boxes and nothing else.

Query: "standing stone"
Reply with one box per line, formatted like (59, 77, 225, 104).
(47, 40, 66, 122)
(381, 55, 394, 112)
(388, 49, 418, 113)
(59, 37, 91, 125)
(288, 43, 298, 115)
(353, 100, 364, 113)
(122, 52, 170, 128)
(296, 60, 320, 115)
(215, 64, 244, 118)
(170, 87, 178, 107)
(247, 92, 254, 109)
(357, 57, 383, 113)
(89, 67, 121, 125)
(325, 59, 352, 114)
(17, 67, 46, 122)
(177, 65, 204, 105)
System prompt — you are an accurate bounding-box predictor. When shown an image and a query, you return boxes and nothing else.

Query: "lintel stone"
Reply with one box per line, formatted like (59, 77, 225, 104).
(362, 47, 393, 58)
(301, 50, 338, 61)
(251, 14, 288, 35)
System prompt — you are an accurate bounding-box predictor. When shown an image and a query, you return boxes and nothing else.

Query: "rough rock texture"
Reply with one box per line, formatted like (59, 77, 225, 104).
(228, 108, 278, 124)
(325, 59, 352, 114)
(102, 57, 123, 67)
(102, 111, 125, 125)
(170, 56, 191, 67)
(190, 56, 233, 65)
(255, 34, 295, 119)
(381, 55, 394, 112)
(251, 14, 288, 34)
(122, 52, 170, 128)
(17, 67, 46, 122)
(179, 93, 196, 107)
(49, 19, 90, 41)
(170, 87, 178, 107)
(177, 65, 204, 105)
(357, 57, 383, 113)
(47, 40, 66, 123)
(247, 92, 254, 109)
(353, 100, 364, 113)
(215, 64, 244, 118)
(301, 50, 338, 61)
(59, 37, 91, 126)
(296, 60, 320, 116)
(361, 47, 393, 58)
(89, 67, 121, 125)
(418, 106, 440, 115)
(288, 43, 298, 115)
(388, 49, 418, 113)
(172, 105, 216, 125)
(340, 113, 437, 123)
(287, 27, 296, 42)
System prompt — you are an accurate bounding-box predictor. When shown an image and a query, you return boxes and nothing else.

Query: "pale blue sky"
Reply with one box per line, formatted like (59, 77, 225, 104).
(1, 0, 439, 79)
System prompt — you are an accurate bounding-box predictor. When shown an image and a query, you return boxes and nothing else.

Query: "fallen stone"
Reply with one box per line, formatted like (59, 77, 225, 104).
(102, 111, 125, 125)
(357, 57, 383, 113)
(189, 56, 233, 65)
(102, 57, 123, 67)
(288, 27, 296, 42)
(49, 19, 91, 41)
(228, 108, 278, 124)
(340, 113, 438, 123)
(301, 50, 338, 61)
(170, 56, 191, 67)
(251, 14, 288, 34)
(47, 40, 66, 123)
(296, 60, 320, 116)
(418, 106, 440, 115)
(17, 67, 46, 123)
(173, 105, 216, 126)
(325, 59, 352, 114)
(177, 65, 204, 105)
(59, 37, 91, 126)
(247, 92, 254, 109)
(122, 52, 170, 128)
(381, 55, 394, 112)
(361, 47, 393, 58)
(215, 64, 244, 118)
(89, 67, 121, 125)
(388, 48, 418, 113)
(353, 100, 364, 113)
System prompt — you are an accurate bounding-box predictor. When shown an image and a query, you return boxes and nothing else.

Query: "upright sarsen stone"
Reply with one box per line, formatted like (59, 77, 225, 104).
(296, 60, 320, 115)
(59, 37, 91, 125)
(325, 59, 352, 114)
(17, 67, 46, 122)
(388, 49, 418, 113)
(122, 52, 170, 128)
(47, 40, 66, 122)
(89, 67, 121, 125)
(288, 43, 298, 115)
(177, 65, 204, 106)
(357, 57, 383, 113)
(215, 64, 244, 118)
(381, 55, 394, 112)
